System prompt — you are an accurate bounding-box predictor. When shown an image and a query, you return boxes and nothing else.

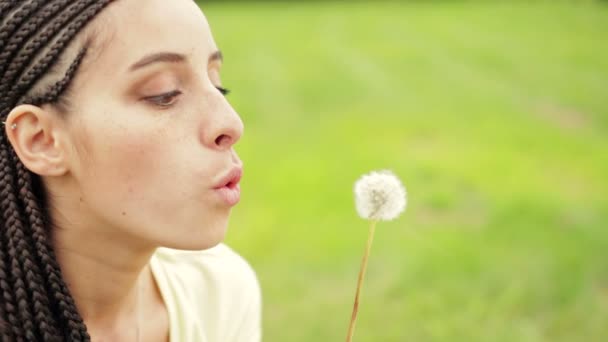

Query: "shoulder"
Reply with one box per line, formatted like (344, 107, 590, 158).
(154, 244, 259, 300)
(151, 243, 262, 341)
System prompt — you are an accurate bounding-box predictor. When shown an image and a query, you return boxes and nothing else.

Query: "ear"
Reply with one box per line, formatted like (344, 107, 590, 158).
(4, 104, 69, 176)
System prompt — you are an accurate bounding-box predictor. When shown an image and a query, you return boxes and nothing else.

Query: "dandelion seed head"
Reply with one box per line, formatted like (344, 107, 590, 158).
(354, 170, 407, 221)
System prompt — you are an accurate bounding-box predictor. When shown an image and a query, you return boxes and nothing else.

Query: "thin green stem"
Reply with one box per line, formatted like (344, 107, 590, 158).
(346, 220, 378, 342)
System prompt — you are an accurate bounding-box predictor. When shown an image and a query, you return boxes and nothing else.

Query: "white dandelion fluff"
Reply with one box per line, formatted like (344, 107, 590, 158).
(354, 170, 407, 221)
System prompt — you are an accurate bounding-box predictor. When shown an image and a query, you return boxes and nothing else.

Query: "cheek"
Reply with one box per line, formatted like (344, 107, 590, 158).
(75, 118, 177, 212)
(114, 139, 165, 193)
(109, 138, 171, 194)
(68, 103, 227, 246)
(73, 116, 216, 227)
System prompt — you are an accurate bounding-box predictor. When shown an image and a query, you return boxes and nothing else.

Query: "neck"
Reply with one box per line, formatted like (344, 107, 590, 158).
(53, 229, 154, 322)
(47, 186, 158, 337)
(53, 228, 155, 331)
(43, 177, 170, 340)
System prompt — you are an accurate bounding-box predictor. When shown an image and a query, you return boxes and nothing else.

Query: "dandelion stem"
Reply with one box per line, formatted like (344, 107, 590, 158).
(346, 220, 378, 342)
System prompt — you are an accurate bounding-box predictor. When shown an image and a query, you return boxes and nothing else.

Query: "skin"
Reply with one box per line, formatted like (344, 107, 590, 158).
(4, 0, 244, 340)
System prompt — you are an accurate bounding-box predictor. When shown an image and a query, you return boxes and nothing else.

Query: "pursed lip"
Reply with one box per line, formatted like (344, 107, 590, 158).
(213, 167, 243, 189)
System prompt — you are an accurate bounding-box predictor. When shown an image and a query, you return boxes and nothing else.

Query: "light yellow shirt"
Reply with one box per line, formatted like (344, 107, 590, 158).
(150, 244, 262, 342)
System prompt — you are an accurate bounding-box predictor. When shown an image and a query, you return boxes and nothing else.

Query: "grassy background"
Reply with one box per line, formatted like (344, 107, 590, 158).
(199, 1, 608, 341)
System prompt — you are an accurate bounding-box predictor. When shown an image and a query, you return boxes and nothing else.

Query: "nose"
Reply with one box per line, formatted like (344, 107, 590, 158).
(202, 97, 244, 151)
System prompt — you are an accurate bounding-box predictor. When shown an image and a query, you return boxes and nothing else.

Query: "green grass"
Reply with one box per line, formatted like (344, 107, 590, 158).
(200, 2, 608, 341)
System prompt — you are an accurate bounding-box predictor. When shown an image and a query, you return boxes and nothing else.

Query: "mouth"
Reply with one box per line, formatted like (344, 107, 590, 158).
(213, 167, 243, 206)
(213, 167, 243, 189)
(224, 180, 239, 190)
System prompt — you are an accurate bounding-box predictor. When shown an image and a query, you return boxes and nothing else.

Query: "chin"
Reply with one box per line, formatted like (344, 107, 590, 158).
(163, 222, 229, 251)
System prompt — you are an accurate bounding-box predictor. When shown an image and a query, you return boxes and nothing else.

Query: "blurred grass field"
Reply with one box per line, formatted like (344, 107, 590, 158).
(200, 1, 608, 341)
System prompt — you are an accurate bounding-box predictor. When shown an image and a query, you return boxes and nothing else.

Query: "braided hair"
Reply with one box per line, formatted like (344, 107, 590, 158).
(0, 1, 114, 340)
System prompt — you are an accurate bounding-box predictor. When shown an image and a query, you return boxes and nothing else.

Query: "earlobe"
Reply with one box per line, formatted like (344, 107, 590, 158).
(4, 104, 69, 177)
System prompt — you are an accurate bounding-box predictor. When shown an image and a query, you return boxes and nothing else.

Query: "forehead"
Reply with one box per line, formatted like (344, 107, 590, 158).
(90, 0, 217, 72)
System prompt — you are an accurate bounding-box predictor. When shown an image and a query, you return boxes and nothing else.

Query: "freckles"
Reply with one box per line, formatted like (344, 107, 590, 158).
(115, 135, 169, 201)
(118, 140, 155, 171)
(103, 120, 173, 196)
(116, 143, 149, 200)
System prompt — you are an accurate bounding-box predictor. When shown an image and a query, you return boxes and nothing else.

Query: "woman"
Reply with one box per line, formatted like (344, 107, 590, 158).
(0, 0, 261, 341)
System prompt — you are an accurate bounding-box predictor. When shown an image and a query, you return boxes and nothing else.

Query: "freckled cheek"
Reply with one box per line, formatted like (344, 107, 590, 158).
(93, 134, 169, 198)
(107, 137, 213, 214)
(79, 116, 209, 210)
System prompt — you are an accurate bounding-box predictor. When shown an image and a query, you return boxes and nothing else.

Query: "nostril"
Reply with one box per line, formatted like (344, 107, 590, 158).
(215, 134, 232, 147)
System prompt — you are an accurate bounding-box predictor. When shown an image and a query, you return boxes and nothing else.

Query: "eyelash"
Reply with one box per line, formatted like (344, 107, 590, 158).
(146, 86, 230, 108)
(216, 86, 230, 96)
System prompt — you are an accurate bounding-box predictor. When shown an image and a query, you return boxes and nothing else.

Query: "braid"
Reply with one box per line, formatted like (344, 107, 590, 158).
(0, 143, 29, 341)
(22, 47, 88, 106)
(15, 160, 88, 341)
(0, 1, 46, 50)
(0, 0, 73, 77)
(0, 2, 21, 22)
(0, 1, 114, 340)
(1, 143, 36, 341)
(0, 0, 98, 101)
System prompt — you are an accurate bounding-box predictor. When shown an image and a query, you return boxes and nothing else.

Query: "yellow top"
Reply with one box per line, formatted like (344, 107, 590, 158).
(150, 244, 262, 342)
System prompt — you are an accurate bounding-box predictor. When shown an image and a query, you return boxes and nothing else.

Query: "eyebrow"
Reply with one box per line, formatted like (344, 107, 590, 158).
(128, 50, 223, 72)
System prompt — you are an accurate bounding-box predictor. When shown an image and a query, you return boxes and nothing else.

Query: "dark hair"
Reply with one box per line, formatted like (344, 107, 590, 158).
(0, 1, 113, 340)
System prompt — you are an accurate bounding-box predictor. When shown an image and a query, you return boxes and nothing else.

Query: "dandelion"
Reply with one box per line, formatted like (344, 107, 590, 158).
(347, 170, 407, 342)
(354, 170, 406, 221)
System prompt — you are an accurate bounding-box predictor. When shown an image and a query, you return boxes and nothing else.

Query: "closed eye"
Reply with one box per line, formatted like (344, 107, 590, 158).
(145, 90, 182, 108)
(144, 85, 230, 109)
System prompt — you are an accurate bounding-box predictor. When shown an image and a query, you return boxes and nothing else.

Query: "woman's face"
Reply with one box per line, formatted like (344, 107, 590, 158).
(55, 0, 244, 250)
